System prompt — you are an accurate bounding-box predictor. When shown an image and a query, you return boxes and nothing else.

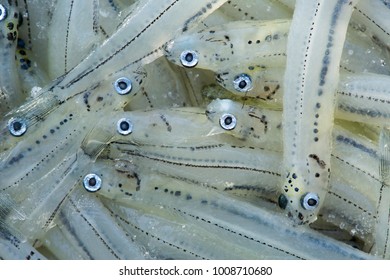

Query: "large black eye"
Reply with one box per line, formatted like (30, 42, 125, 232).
(301, 192, 319, 210)
(278, 194, 288, 209)
(180, 50, 199, 67)
(83, 174, 102, 192)
(117, 118, 133, 135)
(114, 77, 132, 95)
(233, 73, 253, 92)
(219, 113, 237, 130)
(8, 117, 27, 136)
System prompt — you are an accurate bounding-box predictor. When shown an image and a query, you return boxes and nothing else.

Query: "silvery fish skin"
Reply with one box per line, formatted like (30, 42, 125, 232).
(0, 0, 389, 259)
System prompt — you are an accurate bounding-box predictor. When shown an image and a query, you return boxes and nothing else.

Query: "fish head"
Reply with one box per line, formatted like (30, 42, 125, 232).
(278, 170, 321, 225)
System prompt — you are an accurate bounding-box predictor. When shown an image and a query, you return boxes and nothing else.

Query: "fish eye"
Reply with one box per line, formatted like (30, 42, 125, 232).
(278, 194, 288, 209)
(8, 117, 27, 137)
(233, 73, 253, 92)
(117, 118, 133, 135)
(301, 192, 319, 210)
(114, 77, 132, 95)
(83, 173, 102, 192)
(0, 4, 6, 21)
(219, 113, 237, 130)
(180, 50, 199, 67)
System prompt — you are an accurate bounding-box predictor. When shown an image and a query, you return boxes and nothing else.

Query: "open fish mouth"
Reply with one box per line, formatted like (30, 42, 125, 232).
(0, 0, 389, 259)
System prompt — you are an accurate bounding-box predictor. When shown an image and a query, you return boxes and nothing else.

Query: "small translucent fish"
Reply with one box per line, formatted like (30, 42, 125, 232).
(0, 2, 23, 115)
(164, 19, 289, 72)
(102, 178, 375, 259)
(281, 0, 358, 224)
(2, 0, 390, 260)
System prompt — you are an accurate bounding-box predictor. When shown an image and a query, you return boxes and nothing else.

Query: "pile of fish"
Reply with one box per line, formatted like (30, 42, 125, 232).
(0, 0, 389, 259)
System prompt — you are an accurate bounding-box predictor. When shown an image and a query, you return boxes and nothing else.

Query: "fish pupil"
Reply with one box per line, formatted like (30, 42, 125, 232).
(238, 80, 247, 89)
(88, 177, 97, 186)
(120, 121, 130, 131)
(185, 52, 194, 62)
(308, 198, 317, 206)
(13, 121, 22, 131)
(224, 116, 233, 125)
(118, 81, 128, 90)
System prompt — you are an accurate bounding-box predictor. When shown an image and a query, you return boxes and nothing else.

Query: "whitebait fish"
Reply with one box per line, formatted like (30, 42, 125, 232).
(94, 104, 384, 248)
(0, 1, 23, 115)
(164, 19, 289, 72)
(1, 0, 390, 260)
(281, 0, 358, 224)
(102, 180, 375, 259)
